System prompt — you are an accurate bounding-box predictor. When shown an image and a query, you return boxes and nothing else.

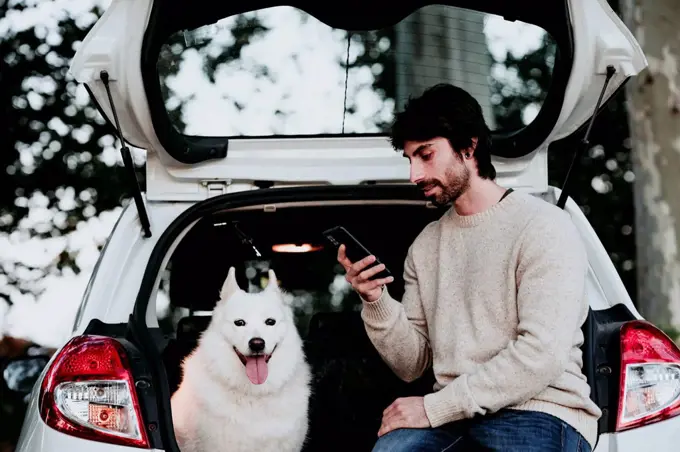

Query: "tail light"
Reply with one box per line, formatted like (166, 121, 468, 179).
(38, 335, 149, 448)
(617, 320, 680, 431)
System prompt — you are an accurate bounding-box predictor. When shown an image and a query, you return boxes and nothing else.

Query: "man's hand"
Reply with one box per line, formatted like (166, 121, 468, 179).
(337, 244, 394, 303)
(378, 397, 431, 437)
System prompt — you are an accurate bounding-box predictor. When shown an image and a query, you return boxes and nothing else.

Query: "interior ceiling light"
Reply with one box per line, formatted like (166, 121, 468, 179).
(271, 243, 323, 253)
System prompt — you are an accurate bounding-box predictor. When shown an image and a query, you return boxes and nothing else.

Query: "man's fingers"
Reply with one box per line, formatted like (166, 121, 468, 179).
(382, 402, 395, 418)
(378, 399, 407, 437)
(338, 247, 394, 301)
(337, 244, 352, 270)
(357, 263, 386, 282)
(377, 422, 391, 437)
(375, 276, 394, 286)
(356, 263, 394, 288)
(378, 416, 407, 437)
(337, 243, 345, 261)
(359, 276, 393, 289)
(381, 399, 402, 420)
(346, 254, 376, 281)
(378, 397, 429, 437)
(350, 254, 376, 275)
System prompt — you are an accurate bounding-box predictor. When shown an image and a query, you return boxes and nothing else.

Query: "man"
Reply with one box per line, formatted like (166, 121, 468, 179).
(337, 84, 601, 451)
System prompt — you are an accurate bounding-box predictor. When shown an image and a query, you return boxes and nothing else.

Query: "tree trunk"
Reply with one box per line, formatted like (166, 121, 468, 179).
(622, 0, 680, 333)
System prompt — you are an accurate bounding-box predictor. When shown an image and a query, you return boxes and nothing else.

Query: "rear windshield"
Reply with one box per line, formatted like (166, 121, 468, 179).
(157, 5, 556, 138)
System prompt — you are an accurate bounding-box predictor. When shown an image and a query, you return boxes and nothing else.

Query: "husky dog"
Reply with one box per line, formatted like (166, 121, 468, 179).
(171, 267, 311, 452)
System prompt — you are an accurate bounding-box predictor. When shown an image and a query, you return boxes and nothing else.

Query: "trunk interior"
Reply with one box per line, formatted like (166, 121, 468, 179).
(159, 199, 445, 451)
(152, 193, 614, 451)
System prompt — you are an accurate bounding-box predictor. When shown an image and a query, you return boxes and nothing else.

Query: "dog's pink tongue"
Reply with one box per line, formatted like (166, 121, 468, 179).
(245, 356, 268, 385)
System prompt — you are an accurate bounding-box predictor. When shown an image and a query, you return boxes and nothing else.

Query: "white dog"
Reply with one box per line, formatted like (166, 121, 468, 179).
(170, 267, 311, 452)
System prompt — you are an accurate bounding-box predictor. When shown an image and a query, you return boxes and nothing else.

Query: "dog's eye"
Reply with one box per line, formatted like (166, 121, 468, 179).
(234, 319, 246, 327)
(265, 318, 276, 326)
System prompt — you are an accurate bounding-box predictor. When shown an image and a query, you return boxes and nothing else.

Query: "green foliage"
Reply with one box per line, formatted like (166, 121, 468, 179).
(0, 1, 133, 305)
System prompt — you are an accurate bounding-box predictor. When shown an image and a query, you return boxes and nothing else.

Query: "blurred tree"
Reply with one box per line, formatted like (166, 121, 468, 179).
(0, 1, 269, 308)
(0, 0, 130, 306)
(159, 13, 271, 132)
(341, 28, 396, 132)
(621, 0, 680, 335)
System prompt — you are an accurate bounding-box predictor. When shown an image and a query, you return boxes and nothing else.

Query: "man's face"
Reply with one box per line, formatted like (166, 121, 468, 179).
(403, 137, 471, 205)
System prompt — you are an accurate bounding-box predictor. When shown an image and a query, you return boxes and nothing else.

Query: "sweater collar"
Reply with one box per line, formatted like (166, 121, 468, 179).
(448, 190, 522, 228)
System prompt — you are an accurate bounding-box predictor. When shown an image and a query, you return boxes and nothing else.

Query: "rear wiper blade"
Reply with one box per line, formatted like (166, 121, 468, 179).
(557, 65, 617, 209)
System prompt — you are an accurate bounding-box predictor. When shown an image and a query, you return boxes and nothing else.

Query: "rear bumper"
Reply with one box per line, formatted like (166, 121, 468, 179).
(15, 385, 677, 452)
(594, 418, 680, 451)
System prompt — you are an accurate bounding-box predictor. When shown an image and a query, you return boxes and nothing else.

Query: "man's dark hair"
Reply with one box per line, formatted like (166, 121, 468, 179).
(389, 83, 496, 180)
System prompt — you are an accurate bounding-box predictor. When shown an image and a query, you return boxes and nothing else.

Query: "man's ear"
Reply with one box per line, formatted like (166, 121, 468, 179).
(468, 137, 478, 156)
(462, 137, 478, 160)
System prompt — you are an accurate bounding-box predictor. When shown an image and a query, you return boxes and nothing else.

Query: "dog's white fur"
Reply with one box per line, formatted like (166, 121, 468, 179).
(170, 267, 311, 452)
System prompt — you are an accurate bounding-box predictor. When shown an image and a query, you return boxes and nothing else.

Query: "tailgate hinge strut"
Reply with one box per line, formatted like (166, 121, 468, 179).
(557, 65, 617, 209)
(100, 70, 152, 237)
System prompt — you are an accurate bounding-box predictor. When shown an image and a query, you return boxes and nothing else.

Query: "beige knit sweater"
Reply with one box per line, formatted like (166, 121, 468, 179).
(361, 191, 602, 447)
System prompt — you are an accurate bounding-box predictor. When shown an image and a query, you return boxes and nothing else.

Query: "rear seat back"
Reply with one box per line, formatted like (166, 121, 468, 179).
(303, 311, 434, 451)
(162, 315, 213, 392)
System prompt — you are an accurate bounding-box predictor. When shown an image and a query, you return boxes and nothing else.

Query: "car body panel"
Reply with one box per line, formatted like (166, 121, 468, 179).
(595, 417, 680, 451)
(144, 141, 550, 201)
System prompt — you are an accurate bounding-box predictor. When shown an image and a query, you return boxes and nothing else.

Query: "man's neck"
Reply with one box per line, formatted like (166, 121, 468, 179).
(454, 179, 507, 216)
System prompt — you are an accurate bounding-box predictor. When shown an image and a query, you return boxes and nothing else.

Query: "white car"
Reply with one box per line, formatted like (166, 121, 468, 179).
(5, 0, 680, 451)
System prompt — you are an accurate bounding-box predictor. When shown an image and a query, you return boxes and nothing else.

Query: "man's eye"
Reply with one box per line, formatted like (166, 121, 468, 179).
(421, 153, 433, 161)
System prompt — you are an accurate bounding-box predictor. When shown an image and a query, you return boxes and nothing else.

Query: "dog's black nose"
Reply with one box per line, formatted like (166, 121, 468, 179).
(248, 337, 265, 352)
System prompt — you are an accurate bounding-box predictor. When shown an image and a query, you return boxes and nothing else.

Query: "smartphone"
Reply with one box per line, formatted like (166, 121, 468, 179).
(322, 226, 392, 280)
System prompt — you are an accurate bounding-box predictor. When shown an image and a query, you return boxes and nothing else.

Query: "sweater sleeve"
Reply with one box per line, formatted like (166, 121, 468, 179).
(360, 245, 432, 382)
(422, 210, 589, 427)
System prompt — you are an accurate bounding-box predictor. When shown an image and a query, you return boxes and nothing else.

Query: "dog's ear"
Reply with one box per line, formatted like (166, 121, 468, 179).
(265, 269, 280, 293)
(264, 269, 294, 307)
(220, 266, 242, 300)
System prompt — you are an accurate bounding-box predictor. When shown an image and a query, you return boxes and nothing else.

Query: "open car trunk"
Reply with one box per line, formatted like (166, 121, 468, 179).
(160, 193, 445, 451)
(115, 185, 637, 451)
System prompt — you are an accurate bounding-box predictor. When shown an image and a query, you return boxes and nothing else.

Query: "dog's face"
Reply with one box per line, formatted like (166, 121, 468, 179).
(212, 267, 291, 385)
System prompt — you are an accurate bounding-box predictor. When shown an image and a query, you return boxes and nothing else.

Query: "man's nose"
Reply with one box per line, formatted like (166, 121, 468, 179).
(410, 163, 424, 184)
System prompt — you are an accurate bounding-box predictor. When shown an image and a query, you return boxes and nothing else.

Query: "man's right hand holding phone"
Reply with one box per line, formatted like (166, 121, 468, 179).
(337, 244, 395, 303)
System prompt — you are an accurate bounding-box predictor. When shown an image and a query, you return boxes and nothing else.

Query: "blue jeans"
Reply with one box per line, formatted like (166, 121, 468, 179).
(372, 409, 591, 452)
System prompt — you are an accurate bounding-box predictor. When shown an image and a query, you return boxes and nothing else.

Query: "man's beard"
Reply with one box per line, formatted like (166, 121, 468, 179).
(419, 166, 471, 206)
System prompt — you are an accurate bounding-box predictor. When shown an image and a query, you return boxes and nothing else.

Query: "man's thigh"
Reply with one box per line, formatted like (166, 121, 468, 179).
(467, 409, 590, 452)
(371, 427, 465, 452)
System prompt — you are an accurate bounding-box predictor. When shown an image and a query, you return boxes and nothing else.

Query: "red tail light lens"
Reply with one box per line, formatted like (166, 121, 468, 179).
(617, 320, 680, 431)
(38, 335, 149, 448)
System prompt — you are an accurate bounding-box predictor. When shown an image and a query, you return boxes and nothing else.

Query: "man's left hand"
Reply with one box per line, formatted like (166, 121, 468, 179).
(378, 397, 431, 437)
